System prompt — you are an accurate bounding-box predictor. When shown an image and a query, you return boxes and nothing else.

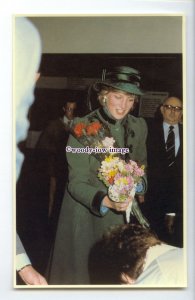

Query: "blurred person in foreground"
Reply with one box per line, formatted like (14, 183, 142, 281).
(15, 17, 47, 285)
(89, 223, 185, 287)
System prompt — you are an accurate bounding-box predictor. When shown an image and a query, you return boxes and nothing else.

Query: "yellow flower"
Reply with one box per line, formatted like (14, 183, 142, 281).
(108, 169, 117, 178)
(116, 177, 128, 185)
(105, 155, 115, 162)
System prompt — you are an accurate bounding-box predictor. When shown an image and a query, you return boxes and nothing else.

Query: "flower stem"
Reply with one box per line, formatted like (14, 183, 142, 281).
(131, 198, 150, 228)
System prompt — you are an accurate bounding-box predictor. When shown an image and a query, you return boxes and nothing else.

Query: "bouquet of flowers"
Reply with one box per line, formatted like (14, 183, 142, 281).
(72, 120, 149, 228)
(98, 155, 149, 226)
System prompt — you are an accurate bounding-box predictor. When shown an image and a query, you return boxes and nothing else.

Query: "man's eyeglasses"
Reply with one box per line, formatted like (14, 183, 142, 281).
(163, 104, 182, 112)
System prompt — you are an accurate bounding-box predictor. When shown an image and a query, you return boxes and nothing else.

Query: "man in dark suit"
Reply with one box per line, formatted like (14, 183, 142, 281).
(145, 96, 183, 247)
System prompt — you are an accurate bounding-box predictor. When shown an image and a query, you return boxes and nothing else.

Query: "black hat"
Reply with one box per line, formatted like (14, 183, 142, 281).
(94, 66, 144, 96)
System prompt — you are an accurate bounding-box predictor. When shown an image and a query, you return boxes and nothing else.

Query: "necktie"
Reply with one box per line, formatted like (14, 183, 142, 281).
(166, 125, 175, 167)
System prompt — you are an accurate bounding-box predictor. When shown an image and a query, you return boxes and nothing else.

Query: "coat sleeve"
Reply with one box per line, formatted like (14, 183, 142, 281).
(16, 232, 26, 255)
(16, 233, 31, 271)
(66, 134, 107, 216)
(134, 117, 148, 194)
(136, 117, 148, 167)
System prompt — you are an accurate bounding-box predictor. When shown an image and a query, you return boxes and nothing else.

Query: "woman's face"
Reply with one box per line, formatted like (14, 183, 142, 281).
(105, 90, 136, 120)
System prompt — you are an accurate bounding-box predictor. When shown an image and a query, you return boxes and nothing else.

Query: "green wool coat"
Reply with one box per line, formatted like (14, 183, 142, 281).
(48, 108, 148, 285)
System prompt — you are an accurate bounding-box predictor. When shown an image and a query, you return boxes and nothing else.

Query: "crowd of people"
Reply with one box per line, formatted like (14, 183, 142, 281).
(15, 17, 184, 287)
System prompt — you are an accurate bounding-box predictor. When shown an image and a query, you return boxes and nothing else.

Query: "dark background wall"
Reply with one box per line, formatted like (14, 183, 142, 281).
(26, 16, 183, 130)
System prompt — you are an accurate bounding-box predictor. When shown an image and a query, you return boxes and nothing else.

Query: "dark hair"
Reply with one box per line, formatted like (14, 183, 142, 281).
(88, 224, 161, 285)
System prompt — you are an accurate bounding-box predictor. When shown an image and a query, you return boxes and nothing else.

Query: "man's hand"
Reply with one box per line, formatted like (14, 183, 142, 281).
(137, 195, 145, 204)
(18, 265, 48, 285)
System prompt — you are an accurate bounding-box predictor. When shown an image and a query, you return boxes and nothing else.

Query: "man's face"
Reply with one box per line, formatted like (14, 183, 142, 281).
(160, 97, 182, 125)
(64, 102, 77, 120)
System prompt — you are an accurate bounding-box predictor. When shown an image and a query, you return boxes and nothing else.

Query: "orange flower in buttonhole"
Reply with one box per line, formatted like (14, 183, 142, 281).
(73, 122, 86, 137)
(86, 121, 102, 136)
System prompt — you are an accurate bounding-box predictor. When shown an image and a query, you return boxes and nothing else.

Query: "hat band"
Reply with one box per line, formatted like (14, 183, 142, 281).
(102, 81, 144, 96)
(105, 73, 141, 87)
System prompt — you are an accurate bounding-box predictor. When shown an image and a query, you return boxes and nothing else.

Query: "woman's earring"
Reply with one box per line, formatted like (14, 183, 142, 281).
(103, 97, 107, 104)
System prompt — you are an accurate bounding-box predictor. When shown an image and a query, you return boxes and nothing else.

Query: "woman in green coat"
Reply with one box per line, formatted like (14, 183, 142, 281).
(48, 66, 148, 285)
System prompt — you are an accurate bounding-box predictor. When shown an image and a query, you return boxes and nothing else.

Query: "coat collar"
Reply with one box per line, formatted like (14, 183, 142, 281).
(97, 107, 128, 126)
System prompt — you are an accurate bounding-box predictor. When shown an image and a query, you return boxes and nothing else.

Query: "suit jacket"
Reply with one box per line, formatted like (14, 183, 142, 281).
(146, 119, 183, 217)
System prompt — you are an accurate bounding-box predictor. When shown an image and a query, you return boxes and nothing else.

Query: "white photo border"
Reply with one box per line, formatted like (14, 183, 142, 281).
(1, 0, 194, 299)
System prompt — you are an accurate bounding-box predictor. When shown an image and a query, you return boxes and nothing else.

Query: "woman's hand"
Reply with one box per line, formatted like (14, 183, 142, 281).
(102, 195, 133, 212)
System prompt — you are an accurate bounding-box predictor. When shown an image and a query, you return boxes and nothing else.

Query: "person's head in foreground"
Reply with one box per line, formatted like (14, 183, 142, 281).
(89, 224, 161, 284)
(89, 223, 184, 286)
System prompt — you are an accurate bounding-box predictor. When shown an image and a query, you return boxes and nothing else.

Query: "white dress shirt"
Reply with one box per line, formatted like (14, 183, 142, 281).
(163, 122, 180, 156)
